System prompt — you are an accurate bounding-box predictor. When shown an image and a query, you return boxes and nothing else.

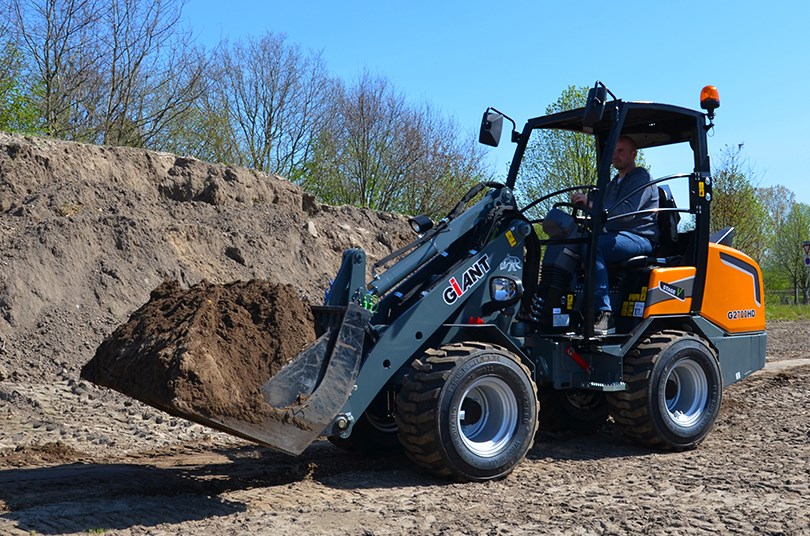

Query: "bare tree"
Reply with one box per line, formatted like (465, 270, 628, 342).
(94, 0, 207, 147)
(11, 0, 206, 146)
(212, 32, 335, 178)
(11, 0, 102, 139)
(304, 72, 490, 217)
(397, 104, 489, 216)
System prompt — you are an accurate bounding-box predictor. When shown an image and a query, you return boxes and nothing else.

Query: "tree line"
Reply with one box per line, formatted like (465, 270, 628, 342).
(1, 2, 807, 300)
(0, 0, 490, 218)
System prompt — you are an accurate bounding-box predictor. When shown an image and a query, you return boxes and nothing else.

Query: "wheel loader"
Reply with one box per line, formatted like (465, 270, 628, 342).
(132, 82, 768, 481)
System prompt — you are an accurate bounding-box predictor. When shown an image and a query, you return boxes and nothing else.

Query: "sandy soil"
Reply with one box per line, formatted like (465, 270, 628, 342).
(0, 350, 807, 535)
(0, 133, 808, 535)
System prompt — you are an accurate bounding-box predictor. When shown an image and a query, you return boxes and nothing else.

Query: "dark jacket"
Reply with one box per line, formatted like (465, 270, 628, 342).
(603, 166, 659, 242)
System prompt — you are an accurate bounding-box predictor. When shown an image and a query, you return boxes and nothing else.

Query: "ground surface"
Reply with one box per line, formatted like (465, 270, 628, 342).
(0, 133, 808, 535)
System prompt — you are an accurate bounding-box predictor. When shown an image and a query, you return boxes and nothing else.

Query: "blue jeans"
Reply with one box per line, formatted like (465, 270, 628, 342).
(541, 228, 652, 313)
(593, 231, 653, 311)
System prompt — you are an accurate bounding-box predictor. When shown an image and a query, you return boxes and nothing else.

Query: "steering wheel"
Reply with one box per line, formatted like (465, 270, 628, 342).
(522, 185, 595, 212)
(552, 201, 586, 217)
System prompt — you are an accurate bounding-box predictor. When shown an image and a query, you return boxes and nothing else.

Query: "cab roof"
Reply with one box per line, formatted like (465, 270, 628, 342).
(525, 101, 706, 150)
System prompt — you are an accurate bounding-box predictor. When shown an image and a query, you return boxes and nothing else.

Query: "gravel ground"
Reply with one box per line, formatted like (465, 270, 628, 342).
(0, 330, 807, 535)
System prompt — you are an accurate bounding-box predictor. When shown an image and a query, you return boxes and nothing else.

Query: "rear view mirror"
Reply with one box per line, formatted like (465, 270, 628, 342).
(582, 85, 607, 130)
(479, 109, 503, 147)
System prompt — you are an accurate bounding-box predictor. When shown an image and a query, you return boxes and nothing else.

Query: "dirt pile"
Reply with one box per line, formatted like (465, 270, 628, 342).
(0, 441, 81, 467)
(0, 132, 410, 384)
(81, 279, 316, 424)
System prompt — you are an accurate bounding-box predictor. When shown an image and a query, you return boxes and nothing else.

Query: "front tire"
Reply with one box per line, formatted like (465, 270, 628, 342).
(607, 330, 722, 450)
(396, 343, 538, 481)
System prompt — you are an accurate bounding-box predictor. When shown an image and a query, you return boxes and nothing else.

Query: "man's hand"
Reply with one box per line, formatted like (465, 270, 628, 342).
(570, 192, 588, 206)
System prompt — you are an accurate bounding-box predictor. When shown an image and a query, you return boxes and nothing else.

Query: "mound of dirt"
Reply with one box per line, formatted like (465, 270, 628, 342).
(0, 132, 410, 384)
(0, 441, 82, 467)
(81, 279, 316, 424)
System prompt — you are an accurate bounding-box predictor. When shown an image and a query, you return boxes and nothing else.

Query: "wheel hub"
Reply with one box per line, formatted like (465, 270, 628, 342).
(664, 358, 708, 428)
(457, 376, 518, 457)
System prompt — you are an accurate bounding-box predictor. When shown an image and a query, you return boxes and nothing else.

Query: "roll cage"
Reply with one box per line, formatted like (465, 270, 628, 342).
(483, 94, 715, 338)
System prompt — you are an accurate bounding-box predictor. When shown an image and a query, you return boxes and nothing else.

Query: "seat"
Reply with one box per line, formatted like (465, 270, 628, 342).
(657, 185, 680, 255)
(614, 185, 682, 270)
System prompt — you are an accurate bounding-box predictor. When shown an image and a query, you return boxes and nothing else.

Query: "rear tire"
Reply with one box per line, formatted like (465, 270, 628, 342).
(539, 389, 609, 433)
(396, 343, 538, 481)
(607, 330, 722, 450)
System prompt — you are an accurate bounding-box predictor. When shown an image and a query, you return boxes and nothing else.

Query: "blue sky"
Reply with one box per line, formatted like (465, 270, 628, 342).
(184, 1, 810, 205)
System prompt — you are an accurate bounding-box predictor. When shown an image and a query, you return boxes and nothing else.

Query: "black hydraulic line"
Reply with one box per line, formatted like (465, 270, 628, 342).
(446, 181, 506, 221)
(371, 182, 505, 276)
(371, 223, 445, 274)
(520, 184, 596, 214)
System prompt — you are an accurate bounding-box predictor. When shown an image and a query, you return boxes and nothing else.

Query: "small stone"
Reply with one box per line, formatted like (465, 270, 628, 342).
(306, 220, 318, 237)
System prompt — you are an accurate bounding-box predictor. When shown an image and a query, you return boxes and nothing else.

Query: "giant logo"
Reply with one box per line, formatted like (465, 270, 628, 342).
(442, 255, 491, 305)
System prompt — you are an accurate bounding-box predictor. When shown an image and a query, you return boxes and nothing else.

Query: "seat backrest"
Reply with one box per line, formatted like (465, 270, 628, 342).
(657, 185, 680, 250)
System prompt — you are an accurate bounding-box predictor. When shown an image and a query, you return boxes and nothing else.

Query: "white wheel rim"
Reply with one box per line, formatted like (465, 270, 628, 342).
(456, 376, 518, 457)
(663, 358, 709, 428)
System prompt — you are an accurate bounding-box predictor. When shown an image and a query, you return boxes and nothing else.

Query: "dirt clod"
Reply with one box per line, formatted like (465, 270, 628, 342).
(0, 441, 82, 467)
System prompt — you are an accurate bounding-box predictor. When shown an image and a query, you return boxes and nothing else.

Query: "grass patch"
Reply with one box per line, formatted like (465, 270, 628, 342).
(765, 301, 810, 321)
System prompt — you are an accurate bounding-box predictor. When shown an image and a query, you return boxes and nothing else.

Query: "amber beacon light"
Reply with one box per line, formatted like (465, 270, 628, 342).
(700, 85, 720, 120)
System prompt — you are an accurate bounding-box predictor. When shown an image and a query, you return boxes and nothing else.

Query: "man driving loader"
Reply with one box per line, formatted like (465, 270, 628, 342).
(540, 135, 658, 335)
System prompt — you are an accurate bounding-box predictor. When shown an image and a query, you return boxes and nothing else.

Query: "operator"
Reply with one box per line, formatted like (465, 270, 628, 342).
(540, 135, 658, 335)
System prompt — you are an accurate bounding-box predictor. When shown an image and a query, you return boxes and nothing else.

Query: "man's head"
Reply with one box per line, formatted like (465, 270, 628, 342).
(612, 135, 638, 176)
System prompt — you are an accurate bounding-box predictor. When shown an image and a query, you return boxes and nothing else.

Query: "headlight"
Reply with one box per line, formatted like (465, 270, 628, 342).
(408, 215, 433, 234)
(490, 277, 522, 302)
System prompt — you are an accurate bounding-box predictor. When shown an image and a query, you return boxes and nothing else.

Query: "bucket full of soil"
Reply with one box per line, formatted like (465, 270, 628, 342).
(81, 279, 332, 453)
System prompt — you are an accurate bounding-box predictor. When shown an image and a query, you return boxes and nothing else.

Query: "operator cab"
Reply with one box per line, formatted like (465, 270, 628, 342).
(480, 82, 719, 340)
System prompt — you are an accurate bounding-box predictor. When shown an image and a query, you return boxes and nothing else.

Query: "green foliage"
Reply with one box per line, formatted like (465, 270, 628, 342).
(0, 40, 41, 133)
(758, 184, 795, 242)
(515, 85, 648, 220)
(759, 184, 798, 293)
(710, 144, 768, 263)
(765, 202, 810, 303)
(517, 85, 595, 219)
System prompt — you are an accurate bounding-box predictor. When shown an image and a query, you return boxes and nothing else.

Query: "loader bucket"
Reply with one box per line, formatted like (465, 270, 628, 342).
(182, 302, 372, 455)
(82, 280, 374, 457)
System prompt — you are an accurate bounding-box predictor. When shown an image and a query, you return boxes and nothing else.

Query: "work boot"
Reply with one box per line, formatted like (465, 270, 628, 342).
(594, 311, 615, 335)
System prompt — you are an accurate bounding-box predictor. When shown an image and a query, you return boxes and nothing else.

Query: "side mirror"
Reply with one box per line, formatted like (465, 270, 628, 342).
(582, 85, 607, 130)
(479, 109, 503, 147)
